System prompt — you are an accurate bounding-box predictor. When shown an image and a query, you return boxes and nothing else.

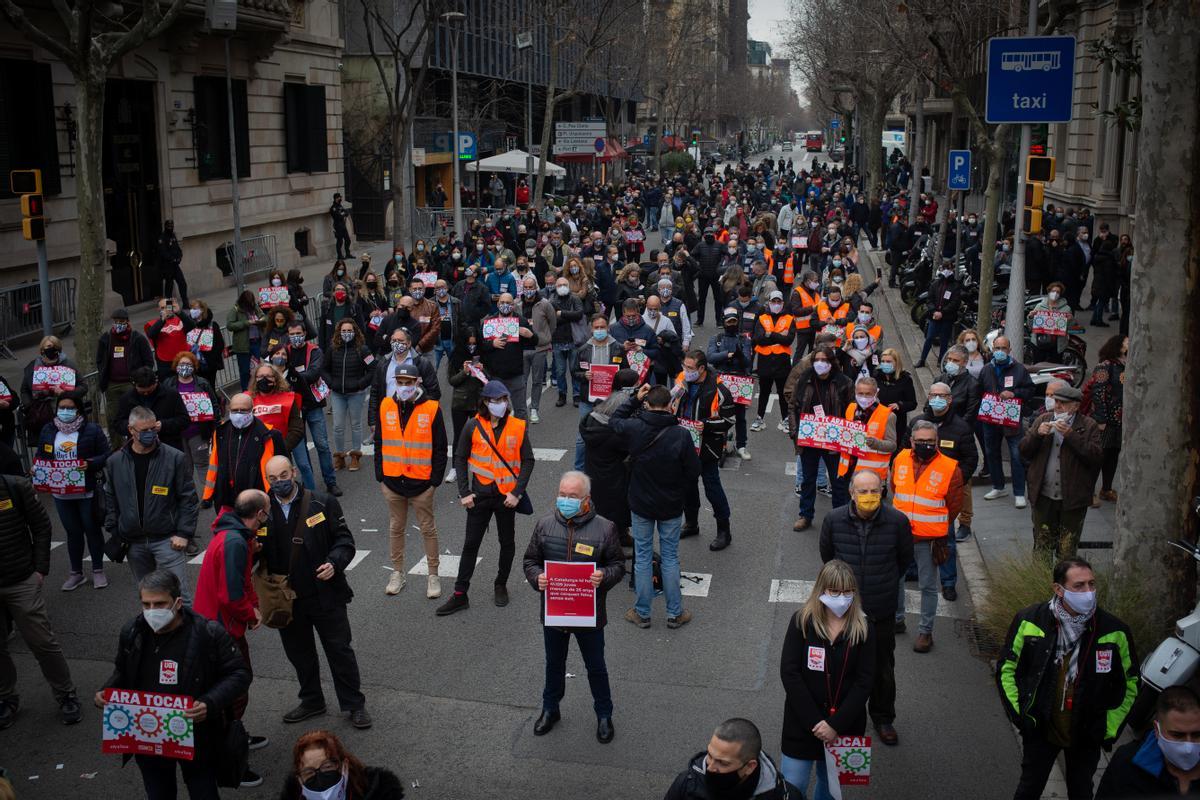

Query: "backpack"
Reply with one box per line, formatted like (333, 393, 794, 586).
(627, 550, 663, 592)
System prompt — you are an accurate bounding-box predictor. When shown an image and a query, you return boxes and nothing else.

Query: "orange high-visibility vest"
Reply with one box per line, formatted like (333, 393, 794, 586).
(755, 313, 794, 356)
(816, 301, 851, 345)
(202, 424, 278, 502)
(379, 396, 438, 480)
(251, 391, 296, 434)
(837, 402, 892, 479)
(782, 256, 795, 285)
(791, 286, 818, 330)
(467, 415, 526, 494)
(892, 449, 959, 538)
(673, 371, 724, 421)
(844, 322, 883, 344)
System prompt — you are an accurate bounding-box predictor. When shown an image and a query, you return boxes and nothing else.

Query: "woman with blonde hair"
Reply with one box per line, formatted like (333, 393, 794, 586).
(874, 347, 917, 448)
(956, 328, 987, 378)
(779, 559, 875, 800)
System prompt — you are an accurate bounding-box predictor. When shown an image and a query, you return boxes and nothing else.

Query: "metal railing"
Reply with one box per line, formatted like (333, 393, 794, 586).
(225, 233, 278, 283)
(0, 277, 77, 359)
(411, 206, 504, 238)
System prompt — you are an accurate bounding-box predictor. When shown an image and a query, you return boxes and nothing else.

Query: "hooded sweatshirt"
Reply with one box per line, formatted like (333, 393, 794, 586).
(193, 509, 258, 638)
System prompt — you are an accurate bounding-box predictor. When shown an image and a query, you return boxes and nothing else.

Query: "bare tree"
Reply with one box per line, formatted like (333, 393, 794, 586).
(0, 0, 190, 374)
(359, 0, 445, 249)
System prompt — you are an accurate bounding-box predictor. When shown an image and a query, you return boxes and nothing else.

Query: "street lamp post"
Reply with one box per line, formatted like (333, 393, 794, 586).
(443, 11, 466, 239)
(517, 31, 534, 191)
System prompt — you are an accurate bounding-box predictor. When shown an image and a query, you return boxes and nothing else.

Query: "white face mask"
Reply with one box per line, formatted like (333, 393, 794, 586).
(769, 302, 784, 314)
(1048, 291, 1060, 301)
(964, 340, 979, 353)
(855, 394, 875, 409)
(396, 385, 418, 402)
(486, 400, 508, 418)
(819, 592, 853, 618)
(853, 337, 869, 350)
(143, 606, 177, 633)
(1044, 396, 1056, 411)
(556, 285, 570, 297)
(1061, 588, 1096, 616)
(813, 360, 832, 376)
(1157, 723, 1200, 771)
(229, 411, 253, 429)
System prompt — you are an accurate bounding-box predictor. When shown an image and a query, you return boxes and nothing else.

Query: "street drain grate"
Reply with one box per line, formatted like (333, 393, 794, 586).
(957, 618, 1004, 661)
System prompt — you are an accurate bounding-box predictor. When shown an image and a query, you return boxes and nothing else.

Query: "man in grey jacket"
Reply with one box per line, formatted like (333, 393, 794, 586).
(519, 274, 556, 423)
(104, 406, 199, 603)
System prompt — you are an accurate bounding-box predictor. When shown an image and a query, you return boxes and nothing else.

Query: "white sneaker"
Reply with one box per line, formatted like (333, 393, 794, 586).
(736, 447, 752, 461)
(529, 409, 540, 424)
(445, 467, 457, 483)
(426, 574, 441, 599)
(750, 418, 765, 432)
(1014, 495, 1028, 509)
(983, 488, 1010, 500)
(385, 571, 406, 595)
(777, 420, 790, 433)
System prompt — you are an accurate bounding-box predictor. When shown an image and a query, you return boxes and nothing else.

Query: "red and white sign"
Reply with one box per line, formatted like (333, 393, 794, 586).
(979, 392, 1021, 428)
(158, 659, 179, 685)
(543, 560, 597, 627)
(1096, 649, 1112, 674)
(415, 271, 439, 287)
(186, 329, 214, 352)
(721, 374, 755, 406)
(180, 392, 214, 423)
(1030, 308, 1071, 337)
(465, 362, 488, 383)
(825, 735, 872, 795)
(807, 646, 826, 671)
(258, 286, 290, 308)
(31, 365, 76, 393)
(680, 418, 703, 453)
(795, 415, 869, 456)
(310, 377, 331, 403)
(31, 458, 88, 495)
(101, 689, 195, 761)
(626, 350, 651, 383)
(482, 316, 520, 343)
(588, 364, 618, 402)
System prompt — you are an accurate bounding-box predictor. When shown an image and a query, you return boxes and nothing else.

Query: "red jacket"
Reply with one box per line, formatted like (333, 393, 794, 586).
(194, 510, 258, 638)
(145, 314, 192, 364)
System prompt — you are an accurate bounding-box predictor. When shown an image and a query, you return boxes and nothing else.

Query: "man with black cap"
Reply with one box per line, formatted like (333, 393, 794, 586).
(706, 307, 754, 460)
(97, 308, 154, 445)
(330, 192, 351, 259)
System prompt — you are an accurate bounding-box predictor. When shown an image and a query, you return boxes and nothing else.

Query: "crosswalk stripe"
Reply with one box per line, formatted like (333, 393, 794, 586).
(767, 579, 967, 619)
(51, 541, 64, 551)
(346, 550, 371, 571)
(188, 551, 206, 565)
(404, 554, 480, 576)
(533, 448, 567, 461)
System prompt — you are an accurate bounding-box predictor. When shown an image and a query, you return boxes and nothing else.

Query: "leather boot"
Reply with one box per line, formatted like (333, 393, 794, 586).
(709, 518, 731, 551)
(680, 514, 700, 538)
(333, 452, 346, 470)
(348, 451, 362, 471)
(618, 525, 634, 549)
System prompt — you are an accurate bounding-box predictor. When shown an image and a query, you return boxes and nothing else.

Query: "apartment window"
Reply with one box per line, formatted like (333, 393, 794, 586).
(284, 84, 328, 173)
(0, 59, 61, 197)
(193, 75, 250, 182)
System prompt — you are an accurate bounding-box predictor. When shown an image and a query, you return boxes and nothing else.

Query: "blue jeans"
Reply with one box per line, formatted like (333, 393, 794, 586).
(574, 401, 593, 470)
(985, 425, 1026, 495)
(798, 448, 847, 521)
(552, 344, 577, 398)
(780, 753, 833, 800)
(292, 437, 316, 490)
(54, 496, 104, 573)
(796, 455, 830, 490)
(918, 318, 953, 365)
(647, 206, 661, 231)
(329, 390, 366, 452)
(686, 460, 731, 521)
(433, 338, 453, 371)
(542, 627, 612, 717)
(304, 406, 337, 487)
(631, 512, 683, 619)
(235, 339, 261, 391)
(940, 522, 959, 588)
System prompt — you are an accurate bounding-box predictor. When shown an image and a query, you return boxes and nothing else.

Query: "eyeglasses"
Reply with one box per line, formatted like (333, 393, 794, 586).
(297, 760, 341, 783)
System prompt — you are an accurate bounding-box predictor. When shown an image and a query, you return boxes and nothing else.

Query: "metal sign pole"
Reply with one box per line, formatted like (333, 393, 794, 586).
(36, 238, 51, 336)
(1004, 0, 1039, 361)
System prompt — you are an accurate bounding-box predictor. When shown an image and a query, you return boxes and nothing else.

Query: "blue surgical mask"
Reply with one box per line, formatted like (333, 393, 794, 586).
(683, 369, 700, 383)
(593, 329, 608, 341)
(993, 350, 1010, 365)
(928, 396, 949, 413)
(137, 429, 159, 447)
(555, 496, 583, 518)
(943, 360, 961, 376)
(879, 361, 895, 375)
(56, 408, 78, 423)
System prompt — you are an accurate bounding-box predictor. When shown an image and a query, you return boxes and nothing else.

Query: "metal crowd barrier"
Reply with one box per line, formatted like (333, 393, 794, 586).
(225, 233, 278, 282)
(0, 277, 77, 359)
(412, 206, 503, 238)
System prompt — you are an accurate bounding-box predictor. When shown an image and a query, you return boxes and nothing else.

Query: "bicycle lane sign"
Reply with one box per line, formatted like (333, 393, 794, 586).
(985, 35, 1076, 123)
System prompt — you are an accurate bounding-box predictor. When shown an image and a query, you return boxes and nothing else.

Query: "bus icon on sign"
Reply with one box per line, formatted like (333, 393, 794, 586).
(1001, 51, 1061, 72)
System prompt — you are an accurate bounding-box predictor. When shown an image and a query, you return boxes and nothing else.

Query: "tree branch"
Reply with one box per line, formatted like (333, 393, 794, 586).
(0, 0, 78, 65)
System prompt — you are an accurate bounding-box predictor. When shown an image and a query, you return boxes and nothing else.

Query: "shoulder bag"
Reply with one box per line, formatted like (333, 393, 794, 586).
(252, 492, 311, 628)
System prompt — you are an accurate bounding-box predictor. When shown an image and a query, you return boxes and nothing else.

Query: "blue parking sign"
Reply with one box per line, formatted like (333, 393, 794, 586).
(985, 36, 1076, 123)
(948, 150, 971, 191)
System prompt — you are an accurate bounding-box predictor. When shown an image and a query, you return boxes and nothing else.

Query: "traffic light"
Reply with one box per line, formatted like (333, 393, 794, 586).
(11, 169, 46, 241)
(1030, 124, 1048, 157)
(1023, 181, 1044, 234)
(839, 135, 846, 143)
(1027, 156, 1055, 182)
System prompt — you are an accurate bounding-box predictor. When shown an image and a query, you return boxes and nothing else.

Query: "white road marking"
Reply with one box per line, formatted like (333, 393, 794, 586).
(785, 462, 797, 476)
(768, 579, 967, 619)
(51, 540, 64, 550)
(405, 554, 481, 576)
(533, 448, 567, 461)
(346, 550, 370, 570)
(766, 395, 777, 414)
(188, 551, 206, 565)
(680, 572, 712, 598)
(360, 528, 379, 532)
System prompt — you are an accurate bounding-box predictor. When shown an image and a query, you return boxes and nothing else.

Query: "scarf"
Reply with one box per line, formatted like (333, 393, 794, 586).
(53, 413, 85, 434)
(1050, 595, 1092, 688)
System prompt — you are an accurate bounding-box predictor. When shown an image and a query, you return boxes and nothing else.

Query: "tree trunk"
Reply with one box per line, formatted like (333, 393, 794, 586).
(976, 137, 1007, 332)
(533, 45, 559, 208)
(907, 83, 925, 227)
(74, 73, 108, 377)
(861, 93, 887, 203)
(390, 112, 414, 250)
(1112, 0, 1199, 629)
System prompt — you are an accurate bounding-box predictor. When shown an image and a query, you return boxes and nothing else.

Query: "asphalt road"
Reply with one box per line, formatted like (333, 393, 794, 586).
(3, 146, 1023, 799)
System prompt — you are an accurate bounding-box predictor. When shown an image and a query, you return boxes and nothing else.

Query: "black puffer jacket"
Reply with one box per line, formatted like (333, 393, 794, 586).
(278, 766, 405, 800)
(522, 505, 626, 627)
(818, 503, 914, 620)
(579, 389, 634, 527)
(0, 474, 52, 585)
(608, 396, 701, 521)
(321, 342, 375, 395)
(911, 409, 979, 479)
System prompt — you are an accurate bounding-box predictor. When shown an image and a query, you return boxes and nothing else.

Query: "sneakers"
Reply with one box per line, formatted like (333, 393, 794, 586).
(445, 467, 458, 483)
(282, 703, 326, 723)
(624, 608, 651, 629)
(61, 573, 86, 592)
(240, 769, 264, 789)
(59, 693, 82, 725)
(817, 484, 832, 497)
(529, 409, 540, 424)
(954, 525, 972, 542)
(983, 488, 1009, 500)
(736, 447, 751, 460)
(666, 610, 693, 629)
(750, 418, 766, 432)
(426, 574, 442, 599)
(385, 571, 406, 595)
(1014, 495, 1028, 509)
(248, 734, 269, 750)
(494, 584, 510, 607)
(436, 592, 470, 616)
(777, 420, 790, 433)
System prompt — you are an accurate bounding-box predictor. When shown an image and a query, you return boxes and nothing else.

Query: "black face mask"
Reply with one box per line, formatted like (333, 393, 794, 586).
(302, 770, 342, 792)
(913, 442, 938, 461)
(704, 766, 749, 796)
(256, 378, 275, 394)
(724, 324, 739, 335)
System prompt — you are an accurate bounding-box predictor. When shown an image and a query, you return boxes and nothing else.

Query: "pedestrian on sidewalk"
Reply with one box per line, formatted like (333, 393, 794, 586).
(330, 193, 352, 260)
(980, 335, 1035, 509)
(663, 718, 790, 800)
(996, 557, 1139, 800)
(889, 420, 962, 654)
(374, 362, 446, 599)
(522, 471, 625, 743)
(779, 560, 876, 797)
(97, 308, 155, 445)
(0, 472, 83, 730)
(1018, 382, 1103, 561)
(157, 220, 188, 307)
(916, 261, 961, 368)
(1081, 335, 1126, 505)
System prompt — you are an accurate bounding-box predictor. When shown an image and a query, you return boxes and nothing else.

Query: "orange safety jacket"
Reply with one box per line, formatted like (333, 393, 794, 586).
(837, 402, 892, 479)
(755, 313, 795, 356)
(792, 286, 819, 330)
(816, 301, 852, 345)
(782, 255, 796, 286)
(673, 371, 724, 421)
(467, 414, 526, 494)
(892, 449, 959, 538)
(378, 396, 439, 480)
(202, 424, 279, 502)
(251, 391, 297, 434)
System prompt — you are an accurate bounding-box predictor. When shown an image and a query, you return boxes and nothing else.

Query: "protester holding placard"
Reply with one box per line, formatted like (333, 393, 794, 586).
(96, 570, 251, 797)
(35, 395, 110, 590)
(571, 315, 625, 466)
(282, 321, 341, 498)
(675, 351, 736, 551)
(259, 269, 291, 310)
(226, 290, 264, 392)
(1026, 281, 1075, 364)
(779, 560, 876, 799)
(162, 352, 221, 507)
(181, 300, 225, 388)
(145, 296, 196, 379)
(522, 471, 625, 742)
(789, 346, 853, 532)
(20, 336, 82, 446)
(979, 335, 1035, 509)
(707, 307, 755, 459)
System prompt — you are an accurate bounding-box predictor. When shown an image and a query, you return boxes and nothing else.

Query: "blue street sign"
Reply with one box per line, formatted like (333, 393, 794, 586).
(985, 35, 1076, 123)
(948, 150, 972, 191)
(642, 134, 650, 147)
(830, 119, 840, 129)
(432, 132, 477, 159)
(594, 137, 606, 153)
